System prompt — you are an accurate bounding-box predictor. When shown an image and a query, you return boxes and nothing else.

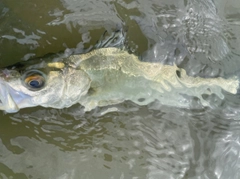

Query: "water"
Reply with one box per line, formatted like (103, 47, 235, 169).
(1, 0, 240, 178)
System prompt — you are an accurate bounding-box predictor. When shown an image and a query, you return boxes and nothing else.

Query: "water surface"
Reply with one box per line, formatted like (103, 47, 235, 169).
(1, 0, 240, 178)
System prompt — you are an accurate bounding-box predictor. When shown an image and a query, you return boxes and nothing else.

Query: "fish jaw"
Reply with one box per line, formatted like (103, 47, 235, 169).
(0, 81, 18, 112)
(0, 80, 37, 113)
(0, 71, 42, 113)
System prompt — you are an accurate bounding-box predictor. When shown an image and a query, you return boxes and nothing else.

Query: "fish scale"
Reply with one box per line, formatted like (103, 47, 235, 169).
(73, 47, 238, 94)
(64, 47, 239, 111)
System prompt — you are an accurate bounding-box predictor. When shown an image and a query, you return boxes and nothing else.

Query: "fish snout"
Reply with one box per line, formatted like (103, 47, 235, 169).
(0, 79, 19, 113)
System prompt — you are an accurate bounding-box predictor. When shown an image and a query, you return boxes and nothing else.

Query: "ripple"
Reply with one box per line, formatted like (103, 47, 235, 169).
(1, 0, 240, 178)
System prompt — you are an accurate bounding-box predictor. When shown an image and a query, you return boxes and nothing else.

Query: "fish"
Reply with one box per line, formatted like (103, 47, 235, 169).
(0, 30, 239, 113)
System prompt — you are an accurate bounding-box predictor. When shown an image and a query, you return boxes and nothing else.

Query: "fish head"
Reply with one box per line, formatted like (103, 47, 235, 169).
(0, 60, 91, 113)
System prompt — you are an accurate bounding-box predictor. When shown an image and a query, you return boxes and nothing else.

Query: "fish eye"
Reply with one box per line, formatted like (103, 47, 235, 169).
(22, 70, 46, 91)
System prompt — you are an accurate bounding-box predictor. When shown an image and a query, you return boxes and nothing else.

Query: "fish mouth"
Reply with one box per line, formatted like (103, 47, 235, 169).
(0, 80, 20, 113)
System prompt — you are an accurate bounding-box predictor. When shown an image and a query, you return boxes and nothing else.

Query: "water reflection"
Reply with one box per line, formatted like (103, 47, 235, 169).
(1, 0, 240, 178)
(0, 102, 239, 178)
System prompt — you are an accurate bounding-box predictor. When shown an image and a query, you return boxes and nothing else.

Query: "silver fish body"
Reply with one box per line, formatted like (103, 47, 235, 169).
(0, 31, 238, 113)
(70, 47, 239, 111)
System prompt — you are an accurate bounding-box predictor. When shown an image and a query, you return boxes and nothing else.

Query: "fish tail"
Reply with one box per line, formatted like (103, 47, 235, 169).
(222, 75, 240, 105)
(94, 28, 126, 49)
(225, 73, 240, 95)
(237, 76, 240, 95)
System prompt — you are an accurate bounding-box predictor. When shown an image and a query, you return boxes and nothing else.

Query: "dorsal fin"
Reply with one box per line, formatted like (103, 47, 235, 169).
(93, 29, 126, 49)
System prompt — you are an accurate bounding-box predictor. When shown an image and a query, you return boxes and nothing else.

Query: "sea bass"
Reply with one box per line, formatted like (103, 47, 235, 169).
(0, 30, 239, 113)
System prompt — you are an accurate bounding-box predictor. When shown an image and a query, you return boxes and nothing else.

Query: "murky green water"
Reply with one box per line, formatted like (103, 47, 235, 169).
(1, 0, 240, 178)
